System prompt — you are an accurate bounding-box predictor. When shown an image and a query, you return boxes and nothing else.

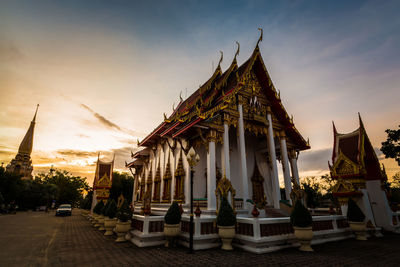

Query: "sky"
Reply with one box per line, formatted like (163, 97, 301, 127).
(1, 0, 399, 185)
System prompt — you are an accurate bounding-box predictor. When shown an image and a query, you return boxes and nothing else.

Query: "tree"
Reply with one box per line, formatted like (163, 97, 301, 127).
(381, 125, 400, 166)
(36, 169, 89, 206)
(0, 166, 24, 205)
(391, 172, 400, 188)
(109, 172, 134, 202)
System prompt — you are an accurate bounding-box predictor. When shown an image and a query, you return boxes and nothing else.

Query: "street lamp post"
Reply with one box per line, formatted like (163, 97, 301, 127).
(186, 147, 199, 254)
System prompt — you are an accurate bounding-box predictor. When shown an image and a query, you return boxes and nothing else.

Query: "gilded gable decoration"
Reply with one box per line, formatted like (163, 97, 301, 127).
(215, 174, 236, 212)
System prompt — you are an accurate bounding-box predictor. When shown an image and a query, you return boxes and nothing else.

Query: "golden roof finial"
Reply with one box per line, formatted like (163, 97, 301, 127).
(217, 50, 223, 68)
(256, 27, 263, 47)
(234, 41, 240, 61)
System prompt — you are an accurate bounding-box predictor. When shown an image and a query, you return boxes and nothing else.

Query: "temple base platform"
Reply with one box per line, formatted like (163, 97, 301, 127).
(127, 213, 368, 254)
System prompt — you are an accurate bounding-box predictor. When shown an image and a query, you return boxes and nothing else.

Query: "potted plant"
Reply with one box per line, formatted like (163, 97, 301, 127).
(93, 200, 104, 227)
(115, 200, 133, 242)
(98, 200, 110, 231)
(290, 200, 313, 252)
(217, 197, 236, 250)
(164, 201, 182, 247)
(347, 198, 367, 240)
(104, 199, 118, 236)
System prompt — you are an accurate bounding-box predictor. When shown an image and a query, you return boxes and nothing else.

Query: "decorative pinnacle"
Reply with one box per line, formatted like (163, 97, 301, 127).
(32, 104, 39, 122)
(256, 28, 263, 46)
(234, 41, 240, 61)
(218, 50, 223, 68)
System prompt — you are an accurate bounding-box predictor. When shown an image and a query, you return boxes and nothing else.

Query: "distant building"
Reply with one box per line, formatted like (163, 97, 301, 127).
(330, 114, 400, 232)
(6, 105, 39, 180)
(91, 154, 114, 211)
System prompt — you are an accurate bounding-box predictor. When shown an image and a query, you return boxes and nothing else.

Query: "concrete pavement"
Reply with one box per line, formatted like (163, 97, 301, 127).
(0, 211, 399, 266)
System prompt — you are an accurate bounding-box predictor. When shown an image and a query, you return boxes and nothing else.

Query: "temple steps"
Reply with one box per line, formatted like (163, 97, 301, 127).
(264, 206, 290, 218)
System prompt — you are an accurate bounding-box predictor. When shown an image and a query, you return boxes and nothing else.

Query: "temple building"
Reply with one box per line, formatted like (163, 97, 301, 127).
(6, 105, 39, 180)
(330, 114, 399, 232)
(91, 154, 114, 210)
(127, 32, 310, 215)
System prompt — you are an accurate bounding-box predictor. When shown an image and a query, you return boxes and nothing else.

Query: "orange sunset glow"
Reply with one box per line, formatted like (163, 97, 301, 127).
(1, 1, 399, 186)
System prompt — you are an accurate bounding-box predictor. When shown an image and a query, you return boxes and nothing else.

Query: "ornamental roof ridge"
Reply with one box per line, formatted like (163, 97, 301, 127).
(138, 31, 309, 150)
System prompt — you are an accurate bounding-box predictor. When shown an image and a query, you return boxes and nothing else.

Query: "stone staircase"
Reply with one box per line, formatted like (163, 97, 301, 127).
(264, 206, 289, 218)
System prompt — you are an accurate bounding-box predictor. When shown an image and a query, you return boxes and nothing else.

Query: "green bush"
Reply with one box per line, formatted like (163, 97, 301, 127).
(164, 201, 182, 224)
(105, 199, 117, 219)
(93, 200, 104, 215)
(101, 199, 111, 216)
(116, 200, 132, 222)
(290, 200, 312, 227)
(347, 198, 365, 222)
(216, 197, 236, 226)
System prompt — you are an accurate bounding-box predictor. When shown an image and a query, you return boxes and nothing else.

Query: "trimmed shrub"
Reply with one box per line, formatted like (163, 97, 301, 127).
(290, 200, 312, 227)
(101, 200, 111, 216)
(93, 200, 104, 215)
(216, 197, 236, 226)
(105, 199, 117, 219)
(347, 198, 365, 222)
(116, 200, 132, 222)
(164, 201, 182, 224)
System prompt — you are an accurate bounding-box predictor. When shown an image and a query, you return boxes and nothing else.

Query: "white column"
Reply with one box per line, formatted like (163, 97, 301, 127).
(237, 103, 249, 202)
(185, 147, 190, 204)
(289, 151, 300, 186)
(223, 119, 231, 180)
(132, 171, 138, 205)
(207, 139, 216, 210)
(159, 145, 165, 201)
(267, 108, 281, 209)
(280, 133, 292, 204)
(171, 147, 176, 202)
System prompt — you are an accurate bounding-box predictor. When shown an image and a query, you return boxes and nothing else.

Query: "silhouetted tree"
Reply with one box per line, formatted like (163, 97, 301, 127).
(109, 171, 134, 202)
(381, 125, 400, 166)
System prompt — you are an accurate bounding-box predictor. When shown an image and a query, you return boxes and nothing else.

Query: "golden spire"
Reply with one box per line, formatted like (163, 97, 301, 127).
(18, 104, 39, 155)
(234, 41, 240, 62)
(217, 50, 223, 69)
(256, 27, 263, 47)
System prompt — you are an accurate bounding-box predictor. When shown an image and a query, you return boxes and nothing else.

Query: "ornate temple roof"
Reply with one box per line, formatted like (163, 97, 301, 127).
(330, 114, 384, 181)
(93, 154, 114, 189)
(137, 34, 309, 151)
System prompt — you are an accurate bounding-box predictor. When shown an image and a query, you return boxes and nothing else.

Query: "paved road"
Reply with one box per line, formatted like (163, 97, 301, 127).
(0, 211, 400, 266)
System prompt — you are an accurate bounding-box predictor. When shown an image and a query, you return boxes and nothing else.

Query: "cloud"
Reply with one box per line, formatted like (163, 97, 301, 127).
(298, 146, 386, 174)
(0, 39, 24, 62)
(79, 103, 145, 137)
(80, 104, 122, 131)
(56, 149, 98, 158)
(298, 148, 331, 173)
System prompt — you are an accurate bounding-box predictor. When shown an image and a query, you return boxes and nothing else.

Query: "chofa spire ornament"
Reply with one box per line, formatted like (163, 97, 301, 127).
(256, 27, 263, 47)
(234, 41, 240, 61)
(217, 50, 223, 68)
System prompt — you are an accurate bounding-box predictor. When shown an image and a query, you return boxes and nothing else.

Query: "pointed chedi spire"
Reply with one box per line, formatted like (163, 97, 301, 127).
(6, 104, 39, 179)
(18, 104, 39, 156)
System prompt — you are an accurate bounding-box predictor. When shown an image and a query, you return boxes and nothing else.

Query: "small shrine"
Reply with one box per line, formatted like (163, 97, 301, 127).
(6, 105, 39, 180)
(330, 114, 399, 232)
(91, 154, 114, 210)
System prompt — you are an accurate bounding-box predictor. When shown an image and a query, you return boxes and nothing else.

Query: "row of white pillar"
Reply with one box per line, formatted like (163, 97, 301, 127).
(206, 105, 300, 210)
(132, 104, 300, 211)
